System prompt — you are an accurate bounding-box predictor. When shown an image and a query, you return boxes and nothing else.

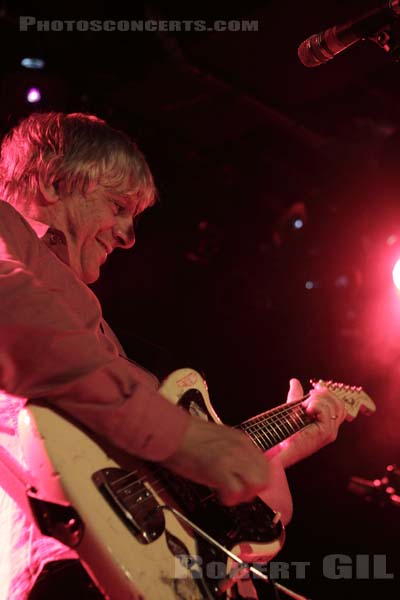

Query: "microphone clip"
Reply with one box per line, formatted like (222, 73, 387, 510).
(367, 18, 400, 62)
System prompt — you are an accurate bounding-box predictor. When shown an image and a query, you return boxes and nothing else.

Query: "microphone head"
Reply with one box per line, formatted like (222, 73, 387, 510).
(298, 34, 328, 68)
(298, 26, 360, 68)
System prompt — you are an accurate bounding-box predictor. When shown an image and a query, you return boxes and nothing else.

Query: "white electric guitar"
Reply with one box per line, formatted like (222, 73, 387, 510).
(16, 369, 376, 600)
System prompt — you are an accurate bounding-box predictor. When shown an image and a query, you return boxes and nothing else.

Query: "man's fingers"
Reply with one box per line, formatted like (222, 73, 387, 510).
(304, 387, 346, 424)
(218, 473, 265, 506)
(287, 378, 304, 404)
(215, 451, 272, 506)
(218, 476, 254, 506)
(163, 418, 274, 506)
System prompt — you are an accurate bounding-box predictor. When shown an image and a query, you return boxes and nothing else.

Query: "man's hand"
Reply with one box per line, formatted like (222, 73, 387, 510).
(161, 417, 273, 506)
(279, 378, 347, 468)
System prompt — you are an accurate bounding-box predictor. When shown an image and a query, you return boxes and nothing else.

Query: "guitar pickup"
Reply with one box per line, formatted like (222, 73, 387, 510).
(92, 467, 165, 544)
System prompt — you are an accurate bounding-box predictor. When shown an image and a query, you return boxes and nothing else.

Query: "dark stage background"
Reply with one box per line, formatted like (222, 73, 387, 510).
(2, 1, 400, 598)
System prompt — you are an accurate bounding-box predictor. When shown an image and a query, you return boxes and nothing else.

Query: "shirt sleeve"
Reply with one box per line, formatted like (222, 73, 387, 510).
(0, 202, 190, 461)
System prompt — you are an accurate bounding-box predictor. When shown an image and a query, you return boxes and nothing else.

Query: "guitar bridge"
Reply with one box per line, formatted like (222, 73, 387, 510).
(92, 467, 165, 544)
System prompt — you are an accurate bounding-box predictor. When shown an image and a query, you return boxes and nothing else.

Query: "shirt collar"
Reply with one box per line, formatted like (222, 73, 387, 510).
(25, 215, 69, 264)
(24, 216, 50, 239)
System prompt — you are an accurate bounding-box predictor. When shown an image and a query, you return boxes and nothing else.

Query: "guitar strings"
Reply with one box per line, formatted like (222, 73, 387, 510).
(241, 414, 308, 451)
(239, 394, 309, 428)
(242, 404, 307, 435)
(241, 405, 308, 439)
(108, 469, 203, 508)
(237, 395, 311, 449)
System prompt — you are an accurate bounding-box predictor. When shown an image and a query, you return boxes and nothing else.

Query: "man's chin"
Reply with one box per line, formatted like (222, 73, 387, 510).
(71, 256, 102, 284)
(84, 271, 100, 284)
(81, 266, 100, 284)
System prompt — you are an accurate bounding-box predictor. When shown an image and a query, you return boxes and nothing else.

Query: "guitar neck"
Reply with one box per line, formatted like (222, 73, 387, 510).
(236, 396, 313, 452)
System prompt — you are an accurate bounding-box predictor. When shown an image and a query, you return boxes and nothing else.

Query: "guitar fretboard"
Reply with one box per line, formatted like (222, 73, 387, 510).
(236, 395, 313, 451)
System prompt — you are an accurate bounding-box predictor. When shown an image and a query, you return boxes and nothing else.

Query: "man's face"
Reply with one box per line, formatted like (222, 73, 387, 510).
(57, 181, 143, 284)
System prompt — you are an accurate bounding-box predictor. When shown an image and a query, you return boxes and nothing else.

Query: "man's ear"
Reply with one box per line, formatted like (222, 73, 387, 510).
(38, 176, 60, 205)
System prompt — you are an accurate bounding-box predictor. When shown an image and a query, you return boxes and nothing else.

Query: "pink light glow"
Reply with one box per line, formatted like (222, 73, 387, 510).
(392, 258, 400, 291)
(26, 87, 41, 103)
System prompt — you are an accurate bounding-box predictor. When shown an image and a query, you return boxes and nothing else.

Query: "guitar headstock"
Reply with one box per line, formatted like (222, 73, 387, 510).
(311, 379, 376, 421)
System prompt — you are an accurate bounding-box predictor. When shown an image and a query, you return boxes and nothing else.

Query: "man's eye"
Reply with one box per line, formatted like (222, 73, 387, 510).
(113, 202, 125, 215)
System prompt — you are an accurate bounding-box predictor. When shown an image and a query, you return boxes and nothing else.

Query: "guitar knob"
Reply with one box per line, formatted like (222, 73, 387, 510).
(66, 518, 79, 533)
(272, 511, 281, 526)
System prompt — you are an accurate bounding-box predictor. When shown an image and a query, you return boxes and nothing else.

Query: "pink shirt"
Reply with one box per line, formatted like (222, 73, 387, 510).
(0, 200, 190, 599)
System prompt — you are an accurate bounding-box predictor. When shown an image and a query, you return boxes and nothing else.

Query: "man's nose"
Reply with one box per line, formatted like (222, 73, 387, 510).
(113, 221, 135, 249)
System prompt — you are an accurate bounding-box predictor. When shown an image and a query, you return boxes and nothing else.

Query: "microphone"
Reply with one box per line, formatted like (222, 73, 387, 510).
(298, 0, 400, 67)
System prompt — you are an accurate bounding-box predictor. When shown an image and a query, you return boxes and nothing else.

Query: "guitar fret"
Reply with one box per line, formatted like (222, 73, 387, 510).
(250, 435, 263, 450)
(274, 414, 293, 438)
(243, 421, 276, 449)
(285, 408, 302, 433)
(274, 416, 293, 443)
(265, 425, 279, 447)
(255, 421, 277, 447)
(268, 419, 286, 444)
(291, 407, 307, 428)
(284, 410, 298, 433)
(255, 424, 273, 449)
(251, 428, 269, 450)
(247, 421, 278, 449)
(270, 429, 283, 447)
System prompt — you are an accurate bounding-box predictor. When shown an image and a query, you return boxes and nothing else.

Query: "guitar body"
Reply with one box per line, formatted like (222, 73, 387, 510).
(18, 369, 285, 600)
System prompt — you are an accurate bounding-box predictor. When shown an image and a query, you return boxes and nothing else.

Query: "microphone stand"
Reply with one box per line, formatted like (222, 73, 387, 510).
(348, 464, 400, 508)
